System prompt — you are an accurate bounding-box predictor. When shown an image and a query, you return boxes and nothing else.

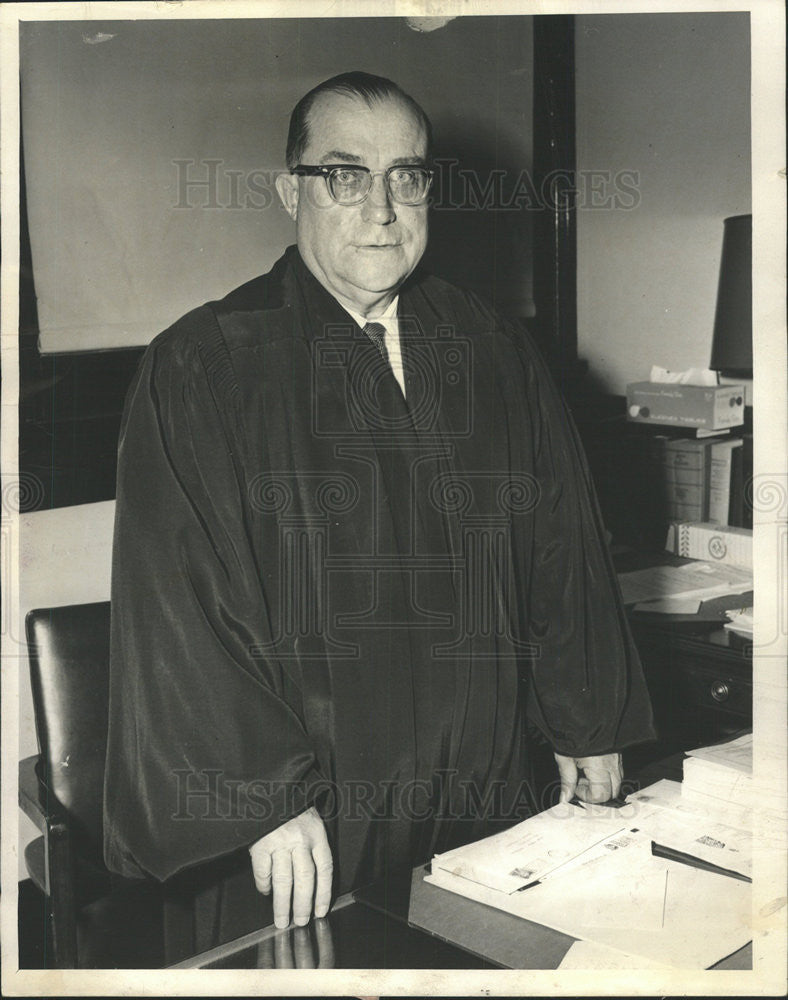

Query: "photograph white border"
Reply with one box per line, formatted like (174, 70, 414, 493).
(1, 1, 785, 996)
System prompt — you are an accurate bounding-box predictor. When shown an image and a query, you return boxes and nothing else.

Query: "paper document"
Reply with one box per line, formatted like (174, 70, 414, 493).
(627, 779, 751, 836)
(431, 829, 670, 934)
(539, 825, 647, 885)
(426, 777, 753, 968)
(432, 803, 625, 893)
(650, 812, 749, 878)
(624, 779, 751, 878)
(540, 832, 669, 931)
(426, 851, 750, 969)
(618, 562, 752, 607)
(724, 606, 753, 635)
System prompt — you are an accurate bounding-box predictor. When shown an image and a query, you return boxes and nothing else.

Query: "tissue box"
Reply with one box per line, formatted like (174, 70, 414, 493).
(665, 521, 752, 569)
(626, 382, 745, 430)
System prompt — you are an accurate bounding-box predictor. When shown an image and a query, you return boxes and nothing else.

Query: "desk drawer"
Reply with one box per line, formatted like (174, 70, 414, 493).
(634, 635, 753, 734)
(670, 661, 752, 718)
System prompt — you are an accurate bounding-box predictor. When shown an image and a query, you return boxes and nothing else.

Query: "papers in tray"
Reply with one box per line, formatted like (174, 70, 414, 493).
(724, 605, 754, 635)
(618, 561, 752, 610)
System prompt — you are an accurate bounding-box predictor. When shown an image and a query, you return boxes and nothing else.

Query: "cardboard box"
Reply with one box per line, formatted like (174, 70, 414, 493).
(662, 439, 713, 520)
(668, 484, 706, 506)
(665, 521, 752, 569)
(664, 465, 705, 485)
(626, 382, 745, 431)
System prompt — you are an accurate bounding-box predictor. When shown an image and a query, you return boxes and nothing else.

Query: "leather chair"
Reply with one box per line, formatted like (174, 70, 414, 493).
(19, 602, 165, 968)
(19, 602, 272, 969)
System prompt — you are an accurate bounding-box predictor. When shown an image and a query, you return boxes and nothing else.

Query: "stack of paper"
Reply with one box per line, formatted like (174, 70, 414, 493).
(617, 561, 753, 614)
(682, 733, 753, 811)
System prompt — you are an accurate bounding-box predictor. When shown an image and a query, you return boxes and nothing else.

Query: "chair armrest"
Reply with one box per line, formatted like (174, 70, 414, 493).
(18, 754, 69, 834)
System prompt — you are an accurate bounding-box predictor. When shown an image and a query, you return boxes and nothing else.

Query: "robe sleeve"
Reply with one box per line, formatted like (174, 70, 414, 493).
(511, 326, 657, 758)
(103, 307, 325, 882)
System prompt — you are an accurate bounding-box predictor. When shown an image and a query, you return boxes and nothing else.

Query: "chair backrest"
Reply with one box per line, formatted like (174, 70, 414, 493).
(26, 602, 111, 860)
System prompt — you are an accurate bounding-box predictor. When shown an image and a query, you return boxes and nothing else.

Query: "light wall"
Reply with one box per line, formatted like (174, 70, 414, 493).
(575, 12, 751, 395)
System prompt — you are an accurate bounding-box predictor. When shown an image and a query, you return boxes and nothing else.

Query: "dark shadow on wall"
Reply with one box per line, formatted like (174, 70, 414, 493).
(423, 127, 533, 321)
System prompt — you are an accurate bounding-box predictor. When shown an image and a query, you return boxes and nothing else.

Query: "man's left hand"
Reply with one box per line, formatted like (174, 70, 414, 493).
(553, 752, 623, 804)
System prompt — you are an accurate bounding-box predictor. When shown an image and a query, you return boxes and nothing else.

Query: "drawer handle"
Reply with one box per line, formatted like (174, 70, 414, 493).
(710, 681, 730, 703)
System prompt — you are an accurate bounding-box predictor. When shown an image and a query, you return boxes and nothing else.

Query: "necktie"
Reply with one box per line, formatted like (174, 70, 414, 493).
(363, 321, 389, 364)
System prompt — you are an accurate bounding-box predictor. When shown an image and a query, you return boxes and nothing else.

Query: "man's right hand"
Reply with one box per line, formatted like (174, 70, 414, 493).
(249, 806, 333, 928)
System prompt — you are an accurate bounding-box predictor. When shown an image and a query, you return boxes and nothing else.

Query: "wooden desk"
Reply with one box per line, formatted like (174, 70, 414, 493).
(614, 548, 753, 761)
(630, 616, 752, 749)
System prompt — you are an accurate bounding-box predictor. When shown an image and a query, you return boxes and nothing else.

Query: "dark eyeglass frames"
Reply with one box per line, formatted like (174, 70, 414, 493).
(291, 163, 433, 206)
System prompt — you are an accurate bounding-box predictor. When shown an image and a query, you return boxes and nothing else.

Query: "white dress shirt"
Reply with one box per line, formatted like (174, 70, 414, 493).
(343, 297, 406, 397)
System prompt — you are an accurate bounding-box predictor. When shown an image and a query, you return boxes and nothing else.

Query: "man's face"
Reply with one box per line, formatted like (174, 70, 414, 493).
(282, 92, 429, 315)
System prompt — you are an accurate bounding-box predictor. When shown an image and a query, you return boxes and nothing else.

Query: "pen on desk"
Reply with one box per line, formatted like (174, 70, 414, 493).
(651, 841, 752, 883)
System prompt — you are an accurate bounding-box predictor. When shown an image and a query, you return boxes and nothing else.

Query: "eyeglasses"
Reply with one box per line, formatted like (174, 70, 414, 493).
(291, 164, 433, 206)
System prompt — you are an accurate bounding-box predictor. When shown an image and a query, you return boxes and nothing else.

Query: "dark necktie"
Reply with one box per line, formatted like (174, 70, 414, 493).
(363, 321, 389, 364)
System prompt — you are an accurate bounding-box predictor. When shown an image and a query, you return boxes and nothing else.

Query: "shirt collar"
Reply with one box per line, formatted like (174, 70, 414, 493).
(343, 296, 399, 330)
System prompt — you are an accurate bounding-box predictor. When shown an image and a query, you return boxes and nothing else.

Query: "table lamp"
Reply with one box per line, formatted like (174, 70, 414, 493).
(710, 214, 752, 379)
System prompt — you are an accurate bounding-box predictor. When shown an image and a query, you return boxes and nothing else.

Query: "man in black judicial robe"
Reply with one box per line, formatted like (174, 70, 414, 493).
(104, 72, 656, 930)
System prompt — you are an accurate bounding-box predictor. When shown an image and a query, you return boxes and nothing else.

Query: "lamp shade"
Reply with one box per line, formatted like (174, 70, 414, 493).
(710, 214, 752, 377)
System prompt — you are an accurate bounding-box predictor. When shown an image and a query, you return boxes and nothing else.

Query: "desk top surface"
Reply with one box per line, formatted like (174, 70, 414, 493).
(174, 863, 751, 972)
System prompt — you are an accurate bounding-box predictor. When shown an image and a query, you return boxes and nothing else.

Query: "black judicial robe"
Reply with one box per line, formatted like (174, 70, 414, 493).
(103, 245, 655, 891)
